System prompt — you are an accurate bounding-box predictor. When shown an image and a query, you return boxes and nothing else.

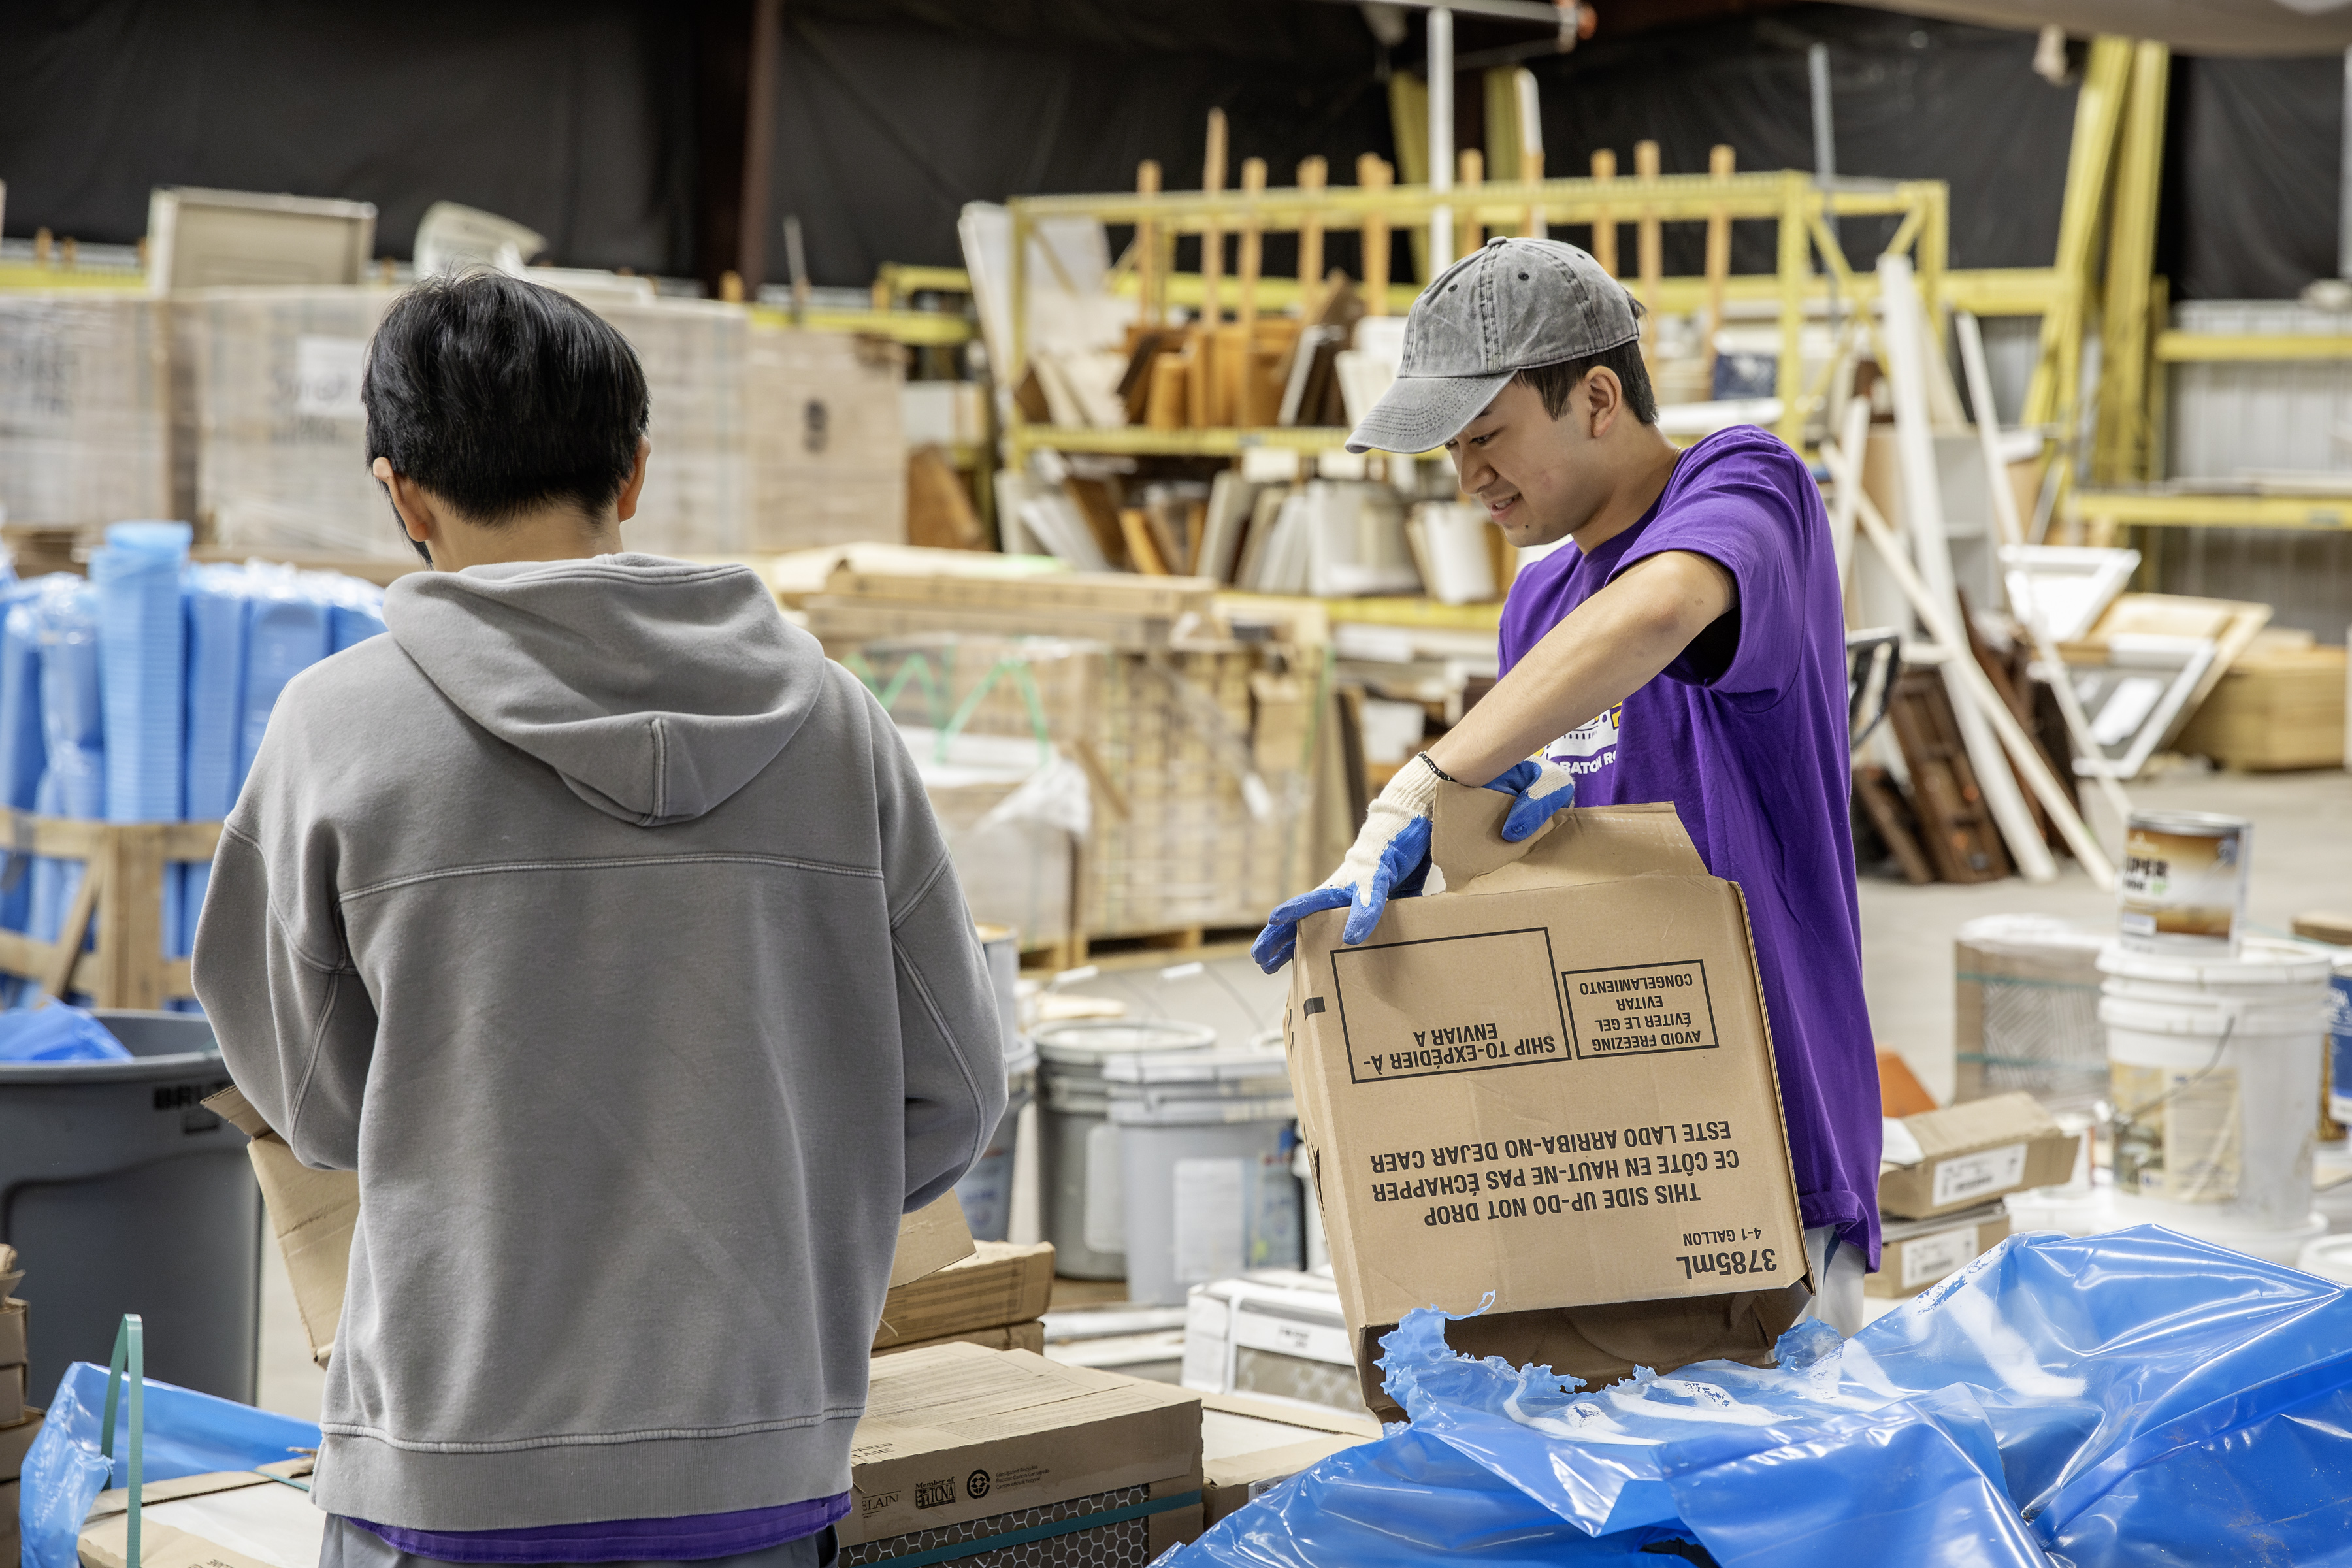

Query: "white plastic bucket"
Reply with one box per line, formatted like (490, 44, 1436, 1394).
(2296, 1232, 2352, 1286)
(2100, 939, 2333, 1238)
(1102, 1046, 1301, 1306)
(2327, 953, 2352, 1130)
(1034, 1019, 1216, 1280)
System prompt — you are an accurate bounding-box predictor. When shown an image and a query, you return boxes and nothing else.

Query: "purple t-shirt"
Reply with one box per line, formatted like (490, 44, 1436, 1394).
(1496, 425, 1881, 1266)
(350, 1494, 846, 1564)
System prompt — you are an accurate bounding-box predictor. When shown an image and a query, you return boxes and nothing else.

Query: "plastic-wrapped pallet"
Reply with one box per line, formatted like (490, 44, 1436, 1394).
(746, 324, 906, 550)
(237, 566, 333, 787)
(91, 523, 192, 825)
(0, 587, 46, 938)
(181, 287, 404, 559)
(0, 295, 172, 527)
(599, 300, 749, 557)
(29, 578, 103, 947)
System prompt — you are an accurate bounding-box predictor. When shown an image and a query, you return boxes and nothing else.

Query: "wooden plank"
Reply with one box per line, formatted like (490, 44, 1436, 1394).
(1887, 670, 2012, 885)
(823, 567, 1215, 619)
(45, 858, 103, 1000)
(1854, 766, 1935, 886)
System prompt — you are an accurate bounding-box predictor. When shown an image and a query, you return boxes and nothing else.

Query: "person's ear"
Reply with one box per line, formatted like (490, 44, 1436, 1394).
(1584, 367, 1624, 439)
(615, 437, 652, 523)
(373, 458, 438, 559)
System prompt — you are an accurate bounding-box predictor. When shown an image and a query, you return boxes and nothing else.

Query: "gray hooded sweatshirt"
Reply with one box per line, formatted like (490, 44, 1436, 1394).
(193, 553, 1005, 1532)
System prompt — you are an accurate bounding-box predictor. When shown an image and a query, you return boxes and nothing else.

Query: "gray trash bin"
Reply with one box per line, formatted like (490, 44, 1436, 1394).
(0, 1011, 261, 1407)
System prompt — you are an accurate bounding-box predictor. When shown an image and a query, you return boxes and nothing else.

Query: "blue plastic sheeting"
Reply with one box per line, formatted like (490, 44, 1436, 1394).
(1166, 1228, 2352, 1568)
(178, 566, 252, 960)
(0, 583, 52, 941)
(90, 523, 191, 825)
(0, 1002, 130, 1062)
(237, 570, 331, 791)
(17, 1360, 321, 1568)
(29, 577, 103, 950)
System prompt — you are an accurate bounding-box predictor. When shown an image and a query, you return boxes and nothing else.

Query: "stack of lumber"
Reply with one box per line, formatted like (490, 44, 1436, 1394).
(2175, 630, 2347, 771)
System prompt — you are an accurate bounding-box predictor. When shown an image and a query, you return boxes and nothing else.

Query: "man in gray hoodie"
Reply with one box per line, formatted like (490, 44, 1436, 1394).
(193, 272, 1005, 1568)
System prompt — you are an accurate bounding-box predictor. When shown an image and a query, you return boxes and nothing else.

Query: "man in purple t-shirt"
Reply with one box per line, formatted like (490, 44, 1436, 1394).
(1254, 237, 1879, 1327)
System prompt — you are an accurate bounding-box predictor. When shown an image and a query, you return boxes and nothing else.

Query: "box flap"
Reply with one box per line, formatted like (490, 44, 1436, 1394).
(1903, 1092, 2061, 1159)
(199, 1085, 276, 1142)
(1431, 791, 1706, 892)
(887, 1193, 976, 1288)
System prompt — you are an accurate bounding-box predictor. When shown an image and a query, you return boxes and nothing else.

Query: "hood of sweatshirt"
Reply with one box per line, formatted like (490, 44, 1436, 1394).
(383, 555, 824, 826)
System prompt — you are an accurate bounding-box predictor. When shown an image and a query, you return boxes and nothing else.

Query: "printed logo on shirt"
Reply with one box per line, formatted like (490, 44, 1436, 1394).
(1546, 703, 1623, 777)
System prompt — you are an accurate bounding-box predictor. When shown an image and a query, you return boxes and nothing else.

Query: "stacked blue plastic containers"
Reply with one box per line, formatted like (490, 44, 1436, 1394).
(0, 523, 387, 1007)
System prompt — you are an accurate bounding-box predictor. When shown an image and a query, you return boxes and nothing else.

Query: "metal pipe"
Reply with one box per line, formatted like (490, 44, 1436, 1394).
(1429, 6, 1454, 269)
(1808, 43, 1835, 184)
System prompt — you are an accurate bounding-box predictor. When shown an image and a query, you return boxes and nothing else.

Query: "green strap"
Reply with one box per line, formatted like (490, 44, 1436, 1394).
(101, 1315, 145, 1568)
(858, 1489, 1202, 1567)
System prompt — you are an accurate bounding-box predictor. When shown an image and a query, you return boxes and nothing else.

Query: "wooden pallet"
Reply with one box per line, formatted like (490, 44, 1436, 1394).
(1852, 765, 1934, 885)
(1021, 924, 1262, 973)
(0, 808, 223, 1007)
(1885, 670, 2012, 884)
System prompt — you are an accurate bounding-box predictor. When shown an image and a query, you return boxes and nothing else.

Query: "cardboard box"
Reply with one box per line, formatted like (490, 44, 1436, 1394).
(2176, 640, 2346, 772)
(1, 1476, 17, 1563)
(875, 1320, 1045, 1358)
(842, 1343, 1202, 1565)
(1286, 794, 1809, 1409)
(0, 1360, 22, 1428)
(1879, 1092, 2079, 1220)
(875, 1241, 1055, 1350)
(204, 1084, 975, 1367)
(0, 1296, 24, 1367)
(79, 1517, 276, 1568)
(1866, 1204, 2012, 1298)
(1, 1408, 45, 1480)
(1198, 1390, 1379, 1526)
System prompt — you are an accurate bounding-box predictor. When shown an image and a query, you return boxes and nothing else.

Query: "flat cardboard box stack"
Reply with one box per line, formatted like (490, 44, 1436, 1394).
(1872, 1092, 2080, 1298)
(805, 567, 1313, 940)
(1285, 792, 1812, 1419)
(874, 1241, 1056, 1358)
(2175, 633, 2347, 772)
(1, 1245, 37, 1565)
(0, 293, 173, 527)
(600, 299, 751, 557)
(841, 1342, 1202, 1566)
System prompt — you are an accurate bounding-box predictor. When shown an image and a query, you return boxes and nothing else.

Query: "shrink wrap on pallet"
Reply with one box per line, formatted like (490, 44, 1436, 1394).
(0, 295, 172, 527)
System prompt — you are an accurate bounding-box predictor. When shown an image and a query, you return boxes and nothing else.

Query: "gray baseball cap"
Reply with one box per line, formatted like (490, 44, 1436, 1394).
(1345, 236, 1644, 454)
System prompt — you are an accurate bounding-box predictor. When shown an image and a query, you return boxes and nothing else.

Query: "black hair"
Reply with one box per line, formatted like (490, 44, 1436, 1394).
(363, 272, 650, 555)
(1512, 340, 1659, 426)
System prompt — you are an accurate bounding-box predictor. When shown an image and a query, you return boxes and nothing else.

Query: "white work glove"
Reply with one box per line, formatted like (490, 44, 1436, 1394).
(1252, 755, 1580, 973)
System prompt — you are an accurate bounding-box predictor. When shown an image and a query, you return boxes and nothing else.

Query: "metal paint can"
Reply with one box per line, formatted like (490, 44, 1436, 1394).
(2117, 810, 2251, 955)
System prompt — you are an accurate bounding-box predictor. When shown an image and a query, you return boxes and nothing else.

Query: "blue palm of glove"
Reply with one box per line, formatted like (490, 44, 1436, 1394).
(1486, 759, 1577, 841)
(1251, 814, 1432, 973)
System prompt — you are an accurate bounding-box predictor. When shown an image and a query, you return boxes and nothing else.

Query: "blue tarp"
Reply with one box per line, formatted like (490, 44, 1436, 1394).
(1168, 1228, 2352, 1568)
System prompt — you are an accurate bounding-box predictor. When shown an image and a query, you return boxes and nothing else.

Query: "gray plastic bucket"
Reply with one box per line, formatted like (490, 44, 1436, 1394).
(0, 1011, 261, 1405)
(1101, 1047, 1299, 1305)
(1034, 1020, 1215, 1280)
(954, 1036, 1037, 1243)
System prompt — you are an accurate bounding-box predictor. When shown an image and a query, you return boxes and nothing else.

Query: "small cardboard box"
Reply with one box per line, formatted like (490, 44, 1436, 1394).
(842, 1343, 1202, 1565)
(874, 1241, 1054, 1350)
(1198, 1391, 1379, 1526)
(1878, 1092, 2078, 1220)
(0, 1408, 43, 1480)
(0, 1359, 22, 1428)
(1867, 1203, 2012, 1298)
(79, 1518, 277, 1568)
(1286, 795, 1809, 1410)
(204, 1085, 975, 1367)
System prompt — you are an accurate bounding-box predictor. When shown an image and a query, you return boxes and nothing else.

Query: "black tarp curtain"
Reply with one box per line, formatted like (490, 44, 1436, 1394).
(0, 0, 2340, 300)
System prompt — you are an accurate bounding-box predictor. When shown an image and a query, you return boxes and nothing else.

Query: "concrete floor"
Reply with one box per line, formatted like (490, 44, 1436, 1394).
(252, 765, 2350, 1418)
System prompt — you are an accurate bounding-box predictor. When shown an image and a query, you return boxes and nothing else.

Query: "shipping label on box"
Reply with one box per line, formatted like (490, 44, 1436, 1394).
(1867, 1205, 2012, 1298)
(1288, 796, 1808, 1332)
